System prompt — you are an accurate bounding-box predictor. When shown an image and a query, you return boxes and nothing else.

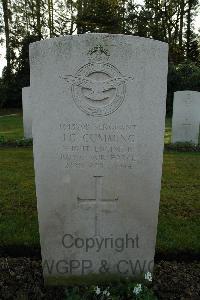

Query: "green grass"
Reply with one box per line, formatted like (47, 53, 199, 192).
(0, 112, 23, 140)
(0, 148, 199, 255)
(165, 118, 172, 144)
(157, 152, 200, 254)
(0, 148, 39, 247)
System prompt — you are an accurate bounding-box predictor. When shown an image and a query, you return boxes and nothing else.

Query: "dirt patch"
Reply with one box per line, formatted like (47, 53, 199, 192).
(153, 260, 200, 299)
(0, 257, 199, 299)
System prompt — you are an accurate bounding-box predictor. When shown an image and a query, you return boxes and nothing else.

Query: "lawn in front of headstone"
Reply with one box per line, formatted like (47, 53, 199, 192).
(165, 117, 172, 144)
(0, 147, 199, 256)
(0, 148, 38, 249)
(0, 112, 23, 141)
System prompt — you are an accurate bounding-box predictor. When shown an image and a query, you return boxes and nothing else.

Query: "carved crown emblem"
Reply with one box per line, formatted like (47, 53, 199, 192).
(87, 45, 110, 63)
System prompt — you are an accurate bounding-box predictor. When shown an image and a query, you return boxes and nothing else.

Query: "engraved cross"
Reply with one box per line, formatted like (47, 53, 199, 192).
(77, 176, 118, 236)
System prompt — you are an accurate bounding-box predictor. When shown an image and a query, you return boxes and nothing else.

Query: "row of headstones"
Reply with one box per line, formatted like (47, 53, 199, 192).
(23, 89, 200, 144)
(19, 34, 194, 285)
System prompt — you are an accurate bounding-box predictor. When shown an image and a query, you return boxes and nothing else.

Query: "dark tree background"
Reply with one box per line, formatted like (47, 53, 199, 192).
(0, 0, 200, 114)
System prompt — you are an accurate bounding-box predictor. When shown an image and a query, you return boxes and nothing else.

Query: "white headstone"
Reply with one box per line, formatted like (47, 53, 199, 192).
(22, 87, 32, 139)
(172, 91, 200, 144)
(30, 34, 168, 284)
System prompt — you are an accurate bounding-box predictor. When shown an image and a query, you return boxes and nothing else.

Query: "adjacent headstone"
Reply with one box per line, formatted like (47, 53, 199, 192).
(30, 34, 168, 284)
(172, 91, 200, 144)
(22, 87, 32, 139)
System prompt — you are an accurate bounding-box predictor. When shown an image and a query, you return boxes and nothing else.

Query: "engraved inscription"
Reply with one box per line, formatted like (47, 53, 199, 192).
(77, 176, 118, 236)
(59, 122, 137, 170)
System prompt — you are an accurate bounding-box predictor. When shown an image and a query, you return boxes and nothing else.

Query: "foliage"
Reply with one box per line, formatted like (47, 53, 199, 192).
(0, 72, 19, 108)
(76, 0, 123, 34)
(167, 62, 200, 114)
(0, 34, 38, 107)
(0, 137, 33, 146)
(63, 278, 156, 299)
(165, 142, 200, 152)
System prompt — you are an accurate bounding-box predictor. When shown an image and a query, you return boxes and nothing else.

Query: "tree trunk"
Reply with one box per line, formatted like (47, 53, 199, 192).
(24, 0, 29, 33)
(154, 0, 159, 39)
(2, 0, 11, 77)
(48, 0, 54, 37)
(36, 0, 42, 39)
(186, 0, 192, 58)
(179, 0, 185, 49)
(69, 0, 74, 35)
(76, 0, 83, 34)
(161, 0, 167, 42)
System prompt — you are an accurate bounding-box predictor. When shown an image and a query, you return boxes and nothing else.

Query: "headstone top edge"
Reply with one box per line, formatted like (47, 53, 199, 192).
(175, 90, 200, 95)
(22, 86, 31, 92)
(29, 33, 168, 51)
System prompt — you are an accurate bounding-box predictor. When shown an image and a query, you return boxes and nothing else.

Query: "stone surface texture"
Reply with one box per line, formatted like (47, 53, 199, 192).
(30, 34, 168, 283)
